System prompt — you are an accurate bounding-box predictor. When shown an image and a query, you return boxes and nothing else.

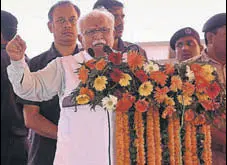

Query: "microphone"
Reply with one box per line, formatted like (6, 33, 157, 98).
(103, 45, 113, 55)
(122, 44, 140, 54)
(88, 48, 95, 58)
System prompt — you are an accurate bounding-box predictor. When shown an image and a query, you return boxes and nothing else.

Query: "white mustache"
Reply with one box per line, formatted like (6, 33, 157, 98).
(92, 39, 106, 46)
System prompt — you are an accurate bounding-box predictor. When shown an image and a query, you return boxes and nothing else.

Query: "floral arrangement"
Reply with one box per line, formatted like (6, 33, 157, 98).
(72, 48, 226, 165)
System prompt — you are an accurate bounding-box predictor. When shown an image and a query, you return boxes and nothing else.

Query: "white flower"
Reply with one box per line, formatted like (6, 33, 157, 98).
(186, 65, 195, 82)
(102, 95, 118, 111)
(144, 61, 159, 74)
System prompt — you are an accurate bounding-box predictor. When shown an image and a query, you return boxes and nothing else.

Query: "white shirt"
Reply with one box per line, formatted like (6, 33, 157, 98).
(7, 51, 115, 165)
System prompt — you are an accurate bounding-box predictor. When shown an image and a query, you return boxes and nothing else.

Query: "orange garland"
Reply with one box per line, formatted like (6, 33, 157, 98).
(173, 116, 182, 165)
(184, 123, 193, 164)
(116, 111, 125, 165)
(191, 125, 199, 165)
(202, 124, 212, 165)
(168, 117, 176, 165)
(153, 109, 162, 165)
(122, 112, 130, 165)
(134, 111, 146, 165)
(146, 108, 156, 165)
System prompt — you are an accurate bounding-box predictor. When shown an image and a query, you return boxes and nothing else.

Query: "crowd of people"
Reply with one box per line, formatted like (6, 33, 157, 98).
(1, 0, 226, 165)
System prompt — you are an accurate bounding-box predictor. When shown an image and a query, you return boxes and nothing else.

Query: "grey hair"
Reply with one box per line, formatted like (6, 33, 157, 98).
(77, 8, 115, 35)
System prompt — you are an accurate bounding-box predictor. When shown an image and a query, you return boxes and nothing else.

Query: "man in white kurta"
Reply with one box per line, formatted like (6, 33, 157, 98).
(7, 9, 116, 165)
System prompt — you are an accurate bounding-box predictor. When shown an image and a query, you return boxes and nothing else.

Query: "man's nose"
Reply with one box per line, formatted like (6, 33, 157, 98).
(182, 44, 190, 50)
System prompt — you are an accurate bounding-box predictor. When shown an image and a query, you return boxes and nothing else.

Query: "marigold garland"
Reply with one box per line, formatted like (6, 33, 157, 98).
(168, 117, 176, 165)
(134, 111, 146, 165)
(184, 123, 193, 165)
(146, 108, 156, 165)
(116, 111, 125, 165)
(173, 116, 182, 165)
(153, 109, 162, 165)
(122, 112, 130, 165)
(202, 124, 212, 165)
(191, 125, 199, 165)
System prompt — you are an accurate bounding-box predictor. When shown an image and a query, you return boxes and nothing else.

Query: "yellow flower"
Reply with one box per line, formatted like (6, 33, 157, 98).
(119, 73, 132, 87)
(76, 94, 90, 104)
(139, 81, 153, 96)
(93, 76, 108, 91)
(202, 64, 215, 82)
(177, 95, 192, 106)
(196, 92, 209, 101)
(164, 97, 175, 106)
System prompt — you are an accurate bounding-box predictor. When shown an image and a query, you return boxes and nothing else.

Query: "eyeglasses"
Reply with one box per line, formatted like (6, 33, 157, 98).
(55, 17, 77, 25)
(83, 27, 111, 36)
(175, 40, 197, 49)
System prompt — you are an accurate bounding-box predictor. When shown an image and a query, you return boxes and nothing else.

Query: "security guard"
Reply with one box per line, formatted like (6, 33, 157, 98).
(170, 27, 203, 62)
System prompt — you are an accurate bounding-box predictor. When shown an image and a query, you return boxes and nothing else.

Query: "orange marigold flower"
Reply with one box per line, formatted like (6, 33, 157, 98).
(200, 100, 220, 111)
(135, 99, 149, 112)
(164, 63, 175, 75)
(95, 58, 107, 71)
(190, 63, 203, 74)
(85, 59, 96, 69)
(135, 70, 149, 83)
(108, 52, 123, 65)
(170, 76, 183, 92)
(204, 82, 221, 99)
(184, 109, 195, 122)
(162, 106, 176, 119)
(110, 68, 123, 82)
(154, 87, 169, 103)
(150, 71, 168, 86)
(78, 66, 89, 84)
(80, 87, 95, 101)
(127, 51, 145, 70)
(193, 114, 206, 125)
(182, 82, 195, 96)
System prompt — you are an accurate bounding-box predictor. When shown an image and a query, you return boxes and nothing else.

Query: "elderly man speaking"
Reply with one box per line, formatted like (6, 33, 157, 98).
(6, 9, 115, 165)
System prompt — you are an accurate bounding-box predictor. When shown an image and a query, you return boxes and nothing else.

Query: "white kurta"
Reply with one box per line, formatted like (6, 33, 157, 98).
(7, 51, 115, 165)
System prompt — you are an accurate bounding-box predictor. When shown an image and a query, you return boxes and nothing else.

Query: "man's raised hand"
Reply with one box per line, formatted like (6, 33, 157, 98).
(6, 35, 27, 61)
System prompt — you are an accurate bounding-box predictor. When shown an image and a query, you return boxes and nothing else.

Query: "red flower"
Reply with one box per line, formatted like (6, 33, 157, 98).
(135, 99, 149, 112)
(184, 109, 195, 122)
(200, 100, 220, 111)
(116, 93, 135, 112)
(85, 59, 96, 69)
(108, 52, 122, 65)
(205, 82, 221, 99)
(164, 63, 175, 75)
(110, 68, 123, 82)
(135, 70, 149, 83)
(190, 63, 203, 74)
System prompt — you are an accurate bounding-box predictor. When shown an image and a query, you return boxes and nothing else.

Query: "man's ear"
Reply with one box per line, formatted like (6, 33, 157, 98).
(47, 21, 53, 33)
(78, 34, 84, 47)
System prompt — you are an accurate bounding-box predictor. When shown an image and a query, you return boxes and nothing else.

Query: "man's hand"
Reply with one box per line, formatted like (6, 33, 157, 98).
(6, 35, 26, 61)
